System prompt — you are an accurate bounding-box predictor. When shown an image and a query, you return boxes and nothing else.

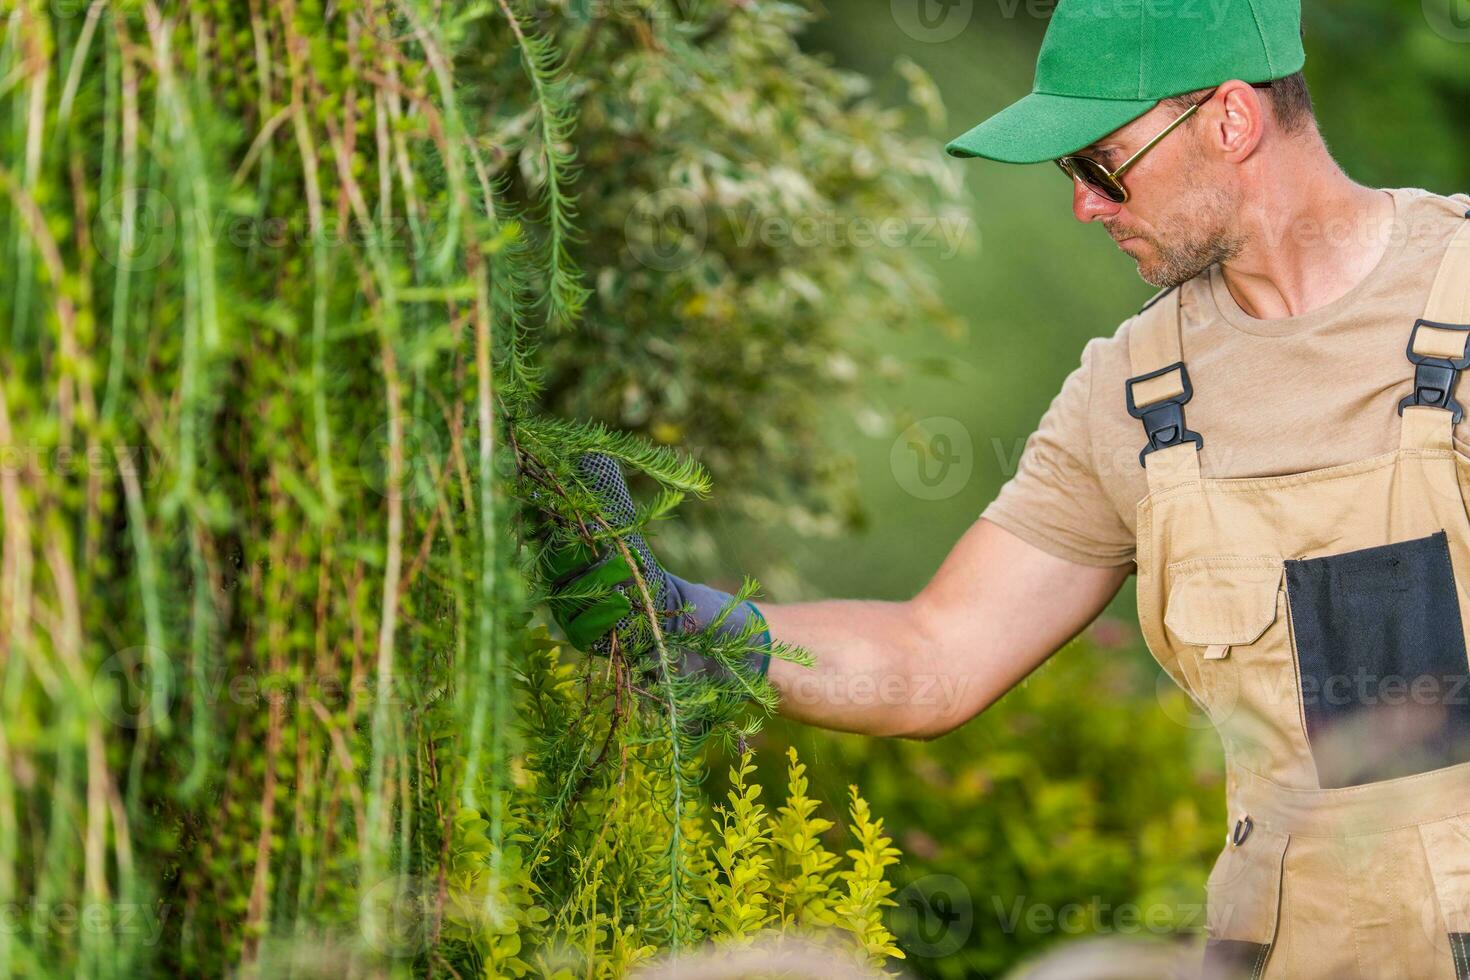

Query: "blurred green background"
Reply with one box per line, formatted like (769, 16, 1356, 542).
(690, 1, 1470, 975)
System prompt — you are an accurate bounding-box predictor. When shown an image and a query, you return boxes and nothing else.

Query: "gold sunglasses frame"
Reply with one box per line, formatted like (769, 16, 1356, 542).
(1055, 83, 1272, 204)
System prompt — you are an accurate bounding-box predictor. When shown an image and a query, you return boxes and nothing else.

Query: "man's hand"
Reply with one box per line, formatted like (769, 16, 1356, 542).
(542, 454, 772, 682)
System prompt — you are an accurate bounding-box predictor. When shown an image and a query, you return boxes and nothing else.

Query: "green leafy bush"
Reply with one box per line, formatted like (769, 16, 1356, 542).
(433, 634, 904, 976)
(521, 0, 970, 579)
(0, 1, 924, 974)
(759, 624, 1226, 978)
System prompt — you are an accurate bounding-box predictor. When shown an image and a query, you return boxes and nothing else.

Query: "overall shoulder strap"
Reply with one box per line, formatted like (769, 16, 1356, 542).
(1422, 217, 1470, 326)
(1125, 284, 1202, 489)
(1128, 285, 1183, 377)
(1400, 217, 1470, 450)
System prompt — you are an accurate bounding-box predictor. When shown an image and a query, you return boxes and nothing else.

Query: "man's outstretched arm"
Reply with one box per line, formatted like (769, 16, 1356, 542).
(762, 518, 1131, 740)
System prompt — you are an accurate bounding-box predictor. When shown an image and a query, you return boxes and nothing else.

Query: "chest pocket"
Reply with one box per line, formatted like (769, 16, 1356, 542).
(1165, 560, 1283, 655)
(1164, 558, 1298, 766)
(1283, 530, 1470, 788)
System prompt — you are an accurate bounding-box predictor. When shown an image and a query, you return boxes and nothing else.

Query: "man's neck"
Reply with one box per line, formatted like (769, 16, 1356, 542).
(1218, 148, 1394, 321)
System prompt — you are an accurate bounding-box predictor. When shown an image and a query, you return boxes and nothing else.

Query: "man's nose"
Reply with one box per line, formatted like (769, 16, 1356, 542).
(1071, 178, 1123, 223)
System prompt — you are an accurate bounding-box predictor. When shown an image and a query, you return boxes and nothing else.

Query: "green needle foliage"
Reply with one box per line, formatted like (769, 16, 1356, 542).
(0, 0, 910, 976)
(524, 0, 970, 581)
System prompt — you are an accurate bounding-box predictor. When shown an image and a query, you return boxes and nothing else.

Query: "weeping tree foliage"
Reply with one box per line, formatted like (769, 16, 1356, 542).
(0, 0, 920, 976)
(526, 0, 970, 586)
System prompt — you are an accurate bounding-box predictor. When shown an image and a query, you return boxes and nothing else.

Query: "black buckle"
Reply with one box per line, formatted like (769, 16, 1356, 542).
(1126, 361, 1203, 467)
(1399, 319, 1470, 424)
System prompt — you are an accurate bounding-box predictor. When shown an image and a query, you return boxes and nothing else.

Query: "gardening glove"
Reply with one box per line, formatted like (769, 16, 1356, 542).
(542, 453, 772, 681)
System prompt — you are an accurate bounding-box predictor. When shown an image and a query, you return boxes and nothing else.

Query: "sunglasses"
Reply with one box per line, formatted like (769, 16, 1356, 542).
(1055, 83, 1271, 204)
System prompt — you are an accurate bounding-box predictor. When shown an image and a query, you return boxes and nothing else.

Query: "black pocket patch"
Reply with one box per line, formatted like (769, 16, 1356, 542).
(1452, 933, 1470, 980)
(1202, 939, 1272, 980)
(1285, 531, 1470, 788)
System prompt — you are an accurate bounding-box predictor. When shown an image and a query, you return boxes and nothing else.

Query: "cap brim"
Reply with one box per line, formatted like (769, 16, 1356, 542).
(945, 91, 1159, 164)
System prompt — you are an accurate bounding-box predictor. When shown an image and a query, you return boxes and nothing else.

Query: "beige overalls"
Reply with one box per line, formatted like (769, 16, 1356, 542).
(1129, 215, 1470, 979)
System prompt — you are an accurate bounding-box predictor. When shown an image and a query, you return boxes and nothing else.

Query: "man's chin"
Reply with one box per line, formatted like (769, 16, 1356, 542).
(1136, 258, 1203, 290)
(1133, 255, 1176, 289)
(1118, 240, 1184, 288)
(1116, 239, 1161, 282)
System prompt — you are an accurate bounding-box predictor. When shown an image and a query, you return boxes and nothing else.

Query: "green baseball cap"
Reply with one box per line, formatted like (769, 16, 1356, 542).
(946, 0, 1305, 164)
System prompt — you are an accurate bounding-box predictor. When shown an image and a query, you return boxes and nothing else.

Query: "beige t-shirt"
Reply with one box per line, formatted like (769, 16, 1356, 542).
(982, 187, 1470, 569)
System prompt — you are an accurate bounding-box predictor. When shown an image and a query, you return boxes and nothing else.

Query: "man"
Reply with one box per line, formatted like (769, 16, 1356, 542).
(553, 1, 1470, 976)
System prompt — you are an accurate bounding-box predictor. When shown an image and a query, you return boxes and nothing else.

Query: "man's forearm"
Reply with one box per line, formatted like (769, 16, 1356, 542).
(757, 522, 1132, 740)
(761, 598, 979, 739)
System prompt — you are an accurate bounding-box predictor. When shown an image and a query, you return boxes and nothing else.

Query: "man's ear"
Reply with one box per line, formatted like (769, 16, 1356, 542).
(1211, 79, 1267, 162)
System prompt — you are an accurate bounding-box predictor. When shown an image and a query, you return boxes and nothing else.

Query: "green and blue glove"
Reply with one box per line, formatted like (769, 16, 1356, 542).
(542, 453, 772, 682)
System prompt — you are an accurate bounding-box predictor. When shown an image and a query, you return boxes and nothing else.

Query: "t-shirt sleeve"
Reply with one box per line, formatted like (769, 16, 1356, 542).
(980, 335, 1136, 568)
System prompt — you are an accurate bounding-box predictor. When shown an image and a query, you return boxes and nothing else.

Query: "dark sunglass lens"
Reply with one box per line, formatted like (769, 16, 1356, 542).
(1069, 156, 1126, 203)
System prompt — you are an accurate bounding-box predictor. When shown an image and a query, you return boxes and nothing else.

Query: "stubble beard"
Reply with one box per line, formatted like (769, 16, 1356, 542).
(1126, 184, 1246, 289)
